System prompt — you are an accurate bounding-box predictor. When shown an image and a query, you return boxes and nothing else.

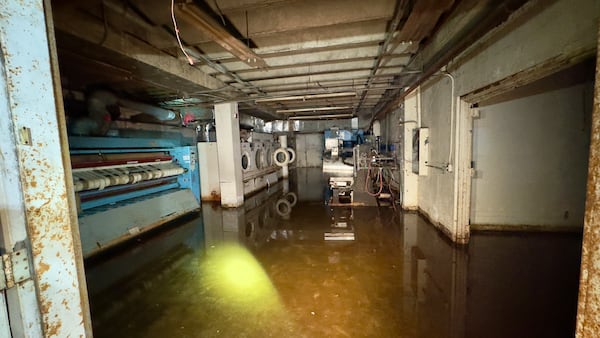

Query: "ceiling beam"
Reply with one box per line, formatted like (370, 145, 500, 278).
(225, 65, 405, 83)
(195, 19, 390, 54)
(206, 50, 411, 74)
(52, 6, 226, 91)
(206, 0, 302, 15)
(175, 3, 267, 68)
(249, 80, 396, 94)
(225, 55, 409, 75)
(213, 0, 395, 39)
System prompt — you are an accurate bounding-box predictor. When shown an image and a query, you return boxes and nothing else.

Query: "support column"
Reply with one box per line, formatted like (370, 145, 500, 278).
(402, 89, 419, 209)
(452, 99, 473, 244)
(215, 102, 244, 207)
(576, 24, 600, 338)
(0, 0, 91, 335)
(279, 135, 289, 179)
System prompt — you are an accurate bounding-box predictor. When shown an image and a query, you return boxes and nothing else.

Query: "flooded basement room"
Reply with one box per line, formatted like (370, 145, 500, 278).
(84, 170, 583, 338)
(2, 0, 600, 336)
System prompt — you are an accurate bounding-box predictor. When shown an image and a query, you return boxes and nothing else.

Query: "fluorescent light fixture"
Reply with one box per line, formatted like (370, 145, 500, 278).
(255, 92, 357, 103)
(276, 106, 352, 114)
(289, 114, 354, 120)
(175, 4, 267, 68)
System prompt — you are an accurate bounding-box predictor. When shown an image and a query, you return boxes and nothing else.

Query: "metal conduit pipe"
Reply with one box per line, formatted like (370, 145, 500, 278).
(440, 72, 456, 170)
(88, 89, 177, 122)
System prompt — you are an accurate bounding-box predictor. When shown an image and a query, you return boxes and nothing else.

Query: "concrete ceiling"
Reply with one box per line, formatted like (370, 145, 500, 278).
(51, 0, 529, 122)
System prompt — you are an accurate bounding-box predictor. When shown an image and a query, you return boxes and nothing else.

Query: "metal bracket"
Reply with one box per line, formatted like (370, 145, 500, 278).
(0, 249, 32, 291)
(470, 109, 481, 119)
(18, 126, 32, 146)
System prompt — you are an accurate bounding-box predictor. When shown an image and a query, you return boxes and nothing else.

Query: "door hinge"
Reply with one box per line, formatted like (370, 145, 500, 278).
(0, 249, 32, 291)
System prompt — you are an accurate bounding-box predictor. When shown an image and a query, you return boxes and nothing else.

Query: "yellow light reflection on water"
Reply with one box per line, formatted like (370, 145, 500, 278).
(201, 244, 282, 312)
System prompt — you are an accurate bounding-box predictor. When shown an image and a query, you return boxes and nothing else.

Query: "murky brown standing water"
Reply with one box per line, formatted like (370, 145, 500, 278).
(86, 169, 582, 338)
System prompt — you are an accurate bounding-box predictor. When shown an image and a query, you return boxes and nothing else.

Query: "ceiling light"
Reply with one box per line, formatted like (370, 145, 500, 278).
(175, 4, 267, 69)
(275, 106, 352, 114)
(255, 92, 357, 103)
(289, 114, 354, 120)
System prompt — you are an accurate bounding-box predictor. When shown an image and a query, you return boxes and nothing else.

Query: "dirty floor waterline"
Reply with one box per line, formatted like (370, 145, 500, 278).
(85, 168, 582, 338)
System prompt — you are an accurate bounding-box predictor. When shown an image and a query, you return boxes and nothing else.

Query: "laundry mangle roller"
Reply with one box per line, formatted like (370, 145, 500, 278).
(69, 136, 201, 257)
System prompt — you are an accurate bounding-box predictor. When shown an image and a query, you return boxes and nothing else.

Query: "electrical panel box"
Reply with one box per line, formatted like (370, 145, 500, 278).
(411, 127, 429, 176)
(418, 128, 429, 176)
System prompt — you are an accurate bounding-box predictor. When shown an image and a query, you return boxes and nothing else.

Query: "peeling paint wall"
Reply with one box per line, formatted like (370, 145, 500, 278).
(418, 77, 456, 230)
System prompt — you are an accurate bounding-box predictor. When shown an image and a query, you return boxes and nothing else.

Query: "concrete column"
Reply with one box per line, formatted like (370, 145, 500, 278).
(0, 0, 91, 335)
(279, 135, 289, 178)
(402, 89, 419, 209)
(576, 25, 600, 338)
(215, 102, 244, 207)
(452, 99, 473, 244)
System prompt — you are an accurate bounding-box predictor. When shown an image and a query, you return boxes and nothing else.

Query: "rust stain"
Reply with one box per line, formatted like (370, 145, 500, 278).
(40, 300, 52, 316)
(38, 261, 50, 274)
(576, 26, 600, 338)
(40, 282, 50, 292)
(44, 319, 61, 337)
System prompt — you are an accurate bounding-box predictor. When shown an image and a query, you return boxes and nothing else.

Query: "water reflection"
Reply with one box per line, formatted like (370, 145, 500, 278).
(85, 169, 581, 338)
(402, 213, 468, 338)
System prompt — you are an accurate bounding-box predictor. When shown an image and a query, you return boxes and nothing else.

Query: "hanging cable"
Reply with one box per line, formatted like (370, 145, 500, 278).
(171, 0, 195, 65)
(365, 162, 384, 197)
(99, 0, 109, 45)
(214, 0, 227, 26)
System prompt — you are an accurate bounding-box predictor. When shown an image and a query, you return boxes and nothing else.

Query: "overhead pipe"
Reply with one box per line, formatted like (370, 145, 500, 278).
(441, 71, 456, 171)
(355, 0, 410, 113)
(371, 0, 530, 125)
(88, 90, 177, 121)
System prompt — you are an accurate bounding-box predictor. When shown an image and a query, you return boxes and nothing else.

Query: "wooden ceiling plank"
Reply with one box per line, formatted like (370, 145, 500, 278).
(396, 0, 455, 43)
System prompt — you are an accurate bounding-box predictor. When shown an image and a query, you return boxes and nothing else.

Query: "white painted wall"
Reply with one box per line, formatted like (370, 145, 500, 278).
(411, 0, 599, 236)
(295, 133, 324, 167)
(450, 0, 600, 96)
(418, 77, 455, 229)
(471, 83, 593, 227)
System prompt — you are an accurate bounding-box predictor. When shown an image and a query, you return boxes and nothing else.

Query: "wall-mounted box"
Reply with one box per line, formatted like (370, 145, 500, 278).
(419, 128, 429, 176)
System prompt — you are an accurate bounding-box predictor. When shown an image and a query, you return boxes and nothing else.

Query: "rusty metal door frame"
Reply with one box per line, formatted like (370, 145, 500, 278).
(0, 0, 92, 336)
(576, 23, 600, 338)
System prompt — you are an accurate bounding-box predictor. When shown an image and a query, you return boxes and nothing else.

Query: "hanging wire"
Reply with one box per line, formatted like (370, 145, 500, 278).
(99, 0, 109, 45)
(214, 0, 227, 26)
(171, 0, 195, 65)
(245, 10, 250, 47)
